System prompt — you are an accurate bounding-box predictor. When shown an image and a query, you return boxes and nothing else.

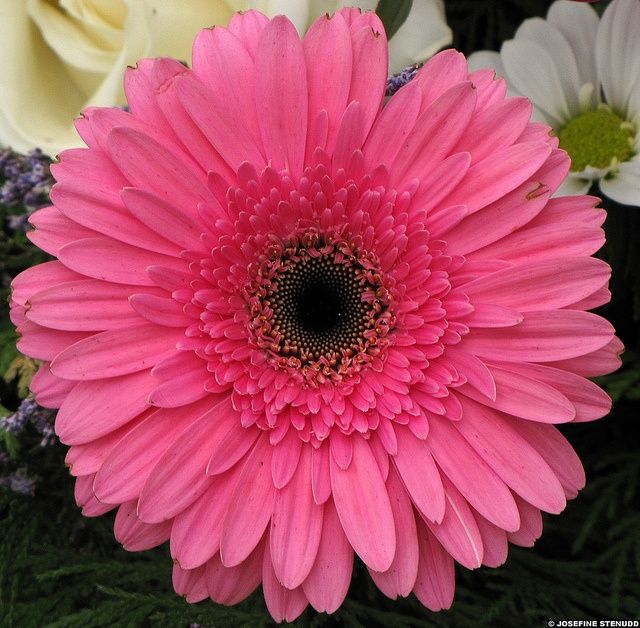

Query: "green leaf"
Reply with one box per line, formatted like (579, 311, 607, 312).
(376, 0, 413, 39)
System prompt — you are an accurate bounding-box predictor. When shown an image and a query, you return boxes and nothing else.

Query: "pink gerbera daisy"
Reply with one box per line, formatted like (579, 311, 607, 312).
(11, 8, 621, 622)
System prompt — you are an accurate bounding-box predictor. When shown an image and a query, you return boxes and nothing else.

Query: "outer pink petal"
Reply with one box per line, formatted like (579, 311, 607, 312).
(424, 476, 484, 570)
(458, 364, 576, 424)
(428, 416, 520, 531)
(456, 397, 566, 514)
(172, 564, 208, 603)
(474, 512, 508, 567)
(462, 258, 610, 311)
(262, 541, 309, 623)
(137, 397, 233, 523)
(507, 494, 543, 547)
(30, 364, 75, 408)
(464, 310, 615, 363)
(303, 12, 352, 154)
(413, 517, 456, 611)
(50, 324, 183, 380)
(368, 465, 419, 599)
(270, 446, 323, 589)
(58, 236, 187, 286)
(227, 10, 269, 60)
(330, 436, 396, 572)
(170, 464, 243, 570)
(255, 16, 307, 178)
(26, 280, 148, 331)
(302, 499, 353, 613)
(16, 321, 88, 362)
(10, 260, 82, 307)
(220, 434, 276, 567)
(393, 426, 445, 524)
(114, 499, 172, 551)
(93, 398, 213, 503)
(27, 206, 97, 256)
(205, 540, 264, 605)
(414, 49, 468, 113)
(549, 336, 623, 378)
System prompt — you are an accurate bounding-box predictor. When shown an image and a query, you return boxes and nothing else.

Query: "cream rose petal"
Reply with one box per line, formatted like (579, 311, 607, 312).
(385, 0, 452, 73)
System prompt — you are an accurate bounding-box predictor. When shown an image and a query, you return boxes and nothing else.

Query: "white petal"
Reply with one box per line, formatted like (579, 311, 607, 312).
(547, 0, 600, 100)
(501, 39, 571, 127)
(599, 160, 640, 207)
(514, 17, 582, 117)
(467, 50, 506, 77)
(554, 173, 591, 198)
(596, 0, 640, 115)
(386, 0, 452, 73)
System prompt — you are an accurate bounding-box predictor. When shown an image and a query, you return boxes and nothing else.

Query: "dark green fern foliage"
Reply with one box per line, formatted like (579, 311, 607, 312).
(2, 1, 640, 627)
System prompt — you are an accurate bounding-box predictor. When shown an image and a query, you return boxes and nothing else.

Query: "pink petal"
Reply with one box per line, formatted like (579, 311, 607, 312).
(414, 49, 468, 112)
(114, 499, 172, 551)
(106, 127, 211, 213)
(170, 465, 243, 570)
(442, 180, 549, 254)
(137, 397, 233, 523)
(11, 260, 82, 307)
(549, 336, 623, 377)
(491, 361, 611, 422)
(270, 446, 324, 589)
(27, 206, 97, 256)
(271, 428, 303, 489)
(51, 182, 181, 256)
(443, 142, 552, 214)
(459, 364, 576, 424)
(330, 436, 396, 572)
(391, 82, 477, 186)
(474, 512, 508, 567)
(303, 12, 352, 153)
(220, 434, 276, 567)
(453, 97, 532, 164)
(16, 321, 88, 362)
(456, 397, 566, 514)
(26, 280, 147, 331)
(368, 466, 419, 599)
(172, 564, 208, 603)
(463, 310, 615, 363)
(443, 346, 496, 400)
(428, 416, 520, 531)
(56, 369, 155, 445)
(74, 474, 115, 517)
(129, 293, 191, 327)
(58, 237, 187, 286)
(50, 324, 183, 380)
(461, 258, 610, 311)
(393, 426, 445, 524)
(302, 499, 353, 613)
(311, 442, 332, 505)
(508, 420, 585, 498)
(227, 10, 269, 60)
(507, 494, 543, 547)
(347, 14, 388, 139)
(205, 541, 264, 605)
(423, 476, 484, 569)
(413, 517, 456, 611)
(93, 398, 213, 503)
(121, 188, 207, 253)
(262, 541, 309, 623)
(255, 16, 307, 178)
(30, 365, 75, 408)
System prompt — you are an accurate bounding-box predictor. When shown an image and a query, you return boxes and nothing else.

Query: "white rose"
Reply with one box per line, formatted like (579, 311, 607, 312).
(0, 0, 237, 156)
(0, 1, 452, 157)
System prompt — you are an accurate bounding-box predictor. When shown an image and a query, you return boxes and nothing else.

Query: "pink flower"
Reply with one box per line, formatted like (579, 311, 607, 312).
(11, 8, 620, 622)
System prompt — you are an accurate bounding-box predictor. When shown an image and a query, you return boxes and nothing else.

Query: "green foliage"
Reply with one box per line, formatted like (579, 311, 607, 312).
(376, 0, 413, 39)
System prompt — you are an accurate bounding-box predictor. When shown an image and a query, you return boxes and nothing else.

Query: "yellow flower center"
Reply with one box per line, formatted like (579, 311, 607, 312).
(557, 108, 635, 172)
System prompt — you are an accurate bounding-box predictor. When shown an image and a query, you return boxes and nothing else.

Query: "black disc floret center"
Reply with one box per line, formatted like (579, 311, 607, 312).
(245, 230, 396, 379)
(272, 255, 370, 358)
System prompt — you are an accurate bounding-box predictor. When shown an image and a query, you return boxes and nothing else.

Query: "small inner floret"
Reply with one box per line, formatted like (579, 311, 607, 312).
(558, 107, 635, 172)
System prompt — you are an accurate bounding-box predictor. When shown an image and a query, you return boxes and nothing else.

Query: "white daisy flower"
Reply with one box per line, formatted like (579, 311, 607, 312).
(468, 0, 640, 206)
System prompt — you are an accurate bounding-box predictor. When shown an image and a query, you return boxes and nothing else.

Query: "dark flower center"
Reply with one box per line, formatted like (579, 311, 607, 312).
(271, 255, 370, 360)
(244, 229, 395, 381)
